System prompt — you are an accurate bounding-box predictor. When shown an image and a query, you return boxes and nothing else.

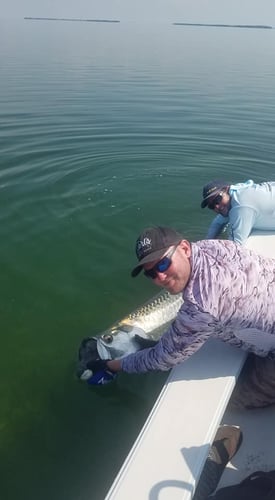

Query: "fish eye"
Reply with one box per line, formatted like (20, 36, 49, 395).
(102, 334, 113, 344)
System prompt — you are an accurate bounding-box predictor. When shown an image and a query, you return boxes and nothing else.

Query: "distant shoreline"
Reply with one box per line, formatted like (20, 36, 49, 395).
(24, 17, 120, 23)
(173, 22, 273, 29)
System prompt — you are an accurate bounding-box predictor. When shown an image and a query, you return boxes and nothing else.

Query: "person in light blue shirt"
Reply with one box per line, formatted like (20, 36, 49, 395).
(201, 179, 275, 244)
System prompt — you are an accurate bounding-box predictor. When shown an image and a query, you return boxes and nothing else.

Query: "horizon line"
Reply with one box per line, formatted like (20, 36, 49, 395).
(173, 22, 273, 29)
(24, 17, 120, 23)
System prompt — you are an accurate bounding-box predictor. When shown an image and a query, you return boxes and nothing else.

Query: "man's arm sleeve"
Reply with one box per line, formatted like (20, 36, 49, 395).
(121, 303, 220, 373)
(206, 215, 229, 239)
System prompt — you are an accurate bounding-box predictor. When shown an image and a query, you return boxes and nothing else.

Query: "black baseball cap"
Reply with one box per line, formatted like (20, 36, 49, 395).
(131, 226, 183, 277)
(201, 180, 229, 208)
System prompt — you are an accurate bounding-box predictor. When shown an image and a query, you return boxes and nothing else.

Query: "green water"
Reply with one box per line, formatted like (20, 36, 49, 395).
(1, 19, 275, 500)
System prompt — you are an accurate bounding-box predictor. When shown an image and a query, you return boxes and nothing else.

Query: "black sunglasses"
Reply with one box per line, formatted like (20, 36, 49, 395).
(207, 192, 223, 210)
(144, 245, 178, 279)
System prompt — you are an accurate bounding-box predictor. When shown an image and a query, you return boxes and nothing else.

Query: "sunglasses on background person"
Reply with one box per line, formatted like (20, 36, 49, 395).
(207, 192, 224, 210)
(144, 244, 179, 279)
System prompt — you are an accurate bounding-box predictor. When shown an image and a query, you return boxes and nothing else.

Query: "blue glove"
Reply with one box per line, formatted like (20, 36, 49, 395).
(81, 359, 117, 386)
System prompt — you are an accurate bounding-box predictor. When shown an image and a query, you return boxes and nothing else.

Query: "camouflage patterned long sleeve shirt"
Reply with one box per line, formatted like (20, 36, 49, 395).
(121, 239, 275, 373)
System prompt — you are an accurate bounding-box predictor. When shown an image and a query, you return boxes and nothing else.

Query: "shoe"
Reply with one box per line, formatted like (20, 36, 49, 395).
(210, 425, 243, 465)
(193, 425, 243, 500)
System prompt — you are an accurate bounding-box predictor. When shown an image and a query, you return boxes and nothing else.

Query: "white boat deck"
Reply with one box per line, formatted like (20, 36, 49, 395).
(105, 341, 246, 500)
(105, 231, 275, 500)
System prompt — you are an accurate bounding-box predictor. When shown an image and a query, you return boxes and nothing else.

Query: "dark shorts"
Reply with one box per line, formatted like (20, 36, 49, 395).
(230, 354, 275, 409)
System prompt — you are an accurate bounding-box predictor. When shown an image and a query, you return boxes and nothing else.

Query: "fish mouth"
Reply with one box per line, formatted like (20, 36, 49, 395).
(76, 336, 100, 379)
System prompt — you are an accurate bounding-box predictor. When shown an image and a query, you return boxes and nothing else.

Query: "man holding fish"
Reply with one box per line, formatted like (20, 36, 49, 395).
(84, 225, 275, 407)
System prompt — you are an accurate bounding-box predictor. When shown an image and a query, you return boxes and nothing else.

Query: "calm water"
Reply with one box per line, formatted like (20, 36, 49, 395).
(1, 19, 275, 500)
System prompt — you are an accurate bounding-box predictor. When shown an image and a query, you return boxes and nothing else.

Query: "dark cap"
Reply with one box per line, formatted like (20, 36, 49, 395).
(201, 180, 229, 208)
(131, 226, 183, 277)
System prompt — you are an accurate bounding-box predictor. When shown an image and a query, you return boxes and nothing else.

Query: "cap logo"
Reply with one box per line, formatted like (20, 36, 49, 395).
(206, 186, 218, 196)
(136, 237, 152, 259)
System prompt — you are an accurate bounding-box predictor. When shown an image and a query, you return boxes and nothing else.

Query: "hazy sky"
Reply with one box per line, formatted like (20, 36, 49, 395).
(2, 0, 275, 25)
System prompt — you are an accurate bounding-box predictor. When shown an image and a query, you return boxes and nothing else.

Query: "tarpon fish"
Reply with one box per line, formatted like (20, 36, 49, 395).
(76, 290, 183, 380)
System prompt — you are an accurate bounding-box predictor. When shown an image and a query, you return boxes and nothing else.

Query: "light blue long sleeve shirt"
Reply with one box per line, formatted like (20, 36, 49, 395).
(207, 180, 275, 244)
